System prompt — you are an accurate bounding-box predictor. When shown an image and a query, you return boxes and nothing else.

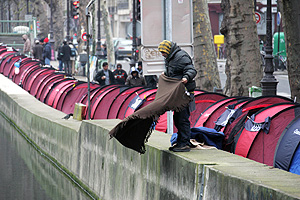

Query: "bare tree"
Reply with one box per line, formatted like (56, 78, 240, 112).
(220, 0, 262, 96)
(193, 0, 221, 92)
(101, 0, 115, 66)
(278, 0, 300, 102)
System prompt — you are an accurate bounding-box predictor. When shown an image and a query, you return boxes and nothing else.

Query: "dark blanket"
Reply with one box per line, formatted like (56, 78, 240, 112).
(109, 74, 192, 154)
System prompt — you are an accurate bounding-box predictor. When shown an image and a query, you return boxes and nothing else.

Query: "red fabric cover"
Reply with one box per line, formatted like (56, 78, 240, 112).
(247, 105, 300, 166)
(92, 86, 129, 119)
(203, 98, 248, 129)
(29, 69, 55, 96)
(194, 97, 236, 127)
(22, 68, 45, 91)
(12, 61, 39, 84)
(107, 87, 145, 119)
(2, 56, 22, 77)
(235, 104, 294, 157)
(58, 83, 99, 113)
(36, 75, 65, 100)
(90, 87, 117, 119)
(45, 80, 76, 106)
(117, 89, 157, 120)
(0, 54, 15, 73)
(191, 93, 227, 127)
(123, 91, 157, 118)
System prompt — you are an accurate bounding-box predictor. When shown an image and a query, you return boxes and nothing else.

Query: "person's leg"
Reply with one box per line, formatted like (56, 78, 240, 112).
(67, 61, 72, 75)
(45, 58, 50, 65)
(171, 106, 191, 152)
(58, 60, 63, 71)
(66, 61, 70, 74)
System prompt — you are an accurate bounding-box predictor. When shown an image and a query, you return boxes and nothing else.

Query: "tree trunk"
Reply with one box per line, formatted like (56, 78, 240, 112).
(193, 0, 221, 92)
(278, 0, 300, 102)
(101, 0, 115, 66)
(220, 0, 262, 96)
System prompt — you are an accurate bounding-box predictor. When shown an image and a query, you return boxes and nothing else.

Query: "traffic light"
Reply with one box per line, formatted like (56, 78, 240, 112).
(137, 0, 141, 21)
(72, 0, 80, 19)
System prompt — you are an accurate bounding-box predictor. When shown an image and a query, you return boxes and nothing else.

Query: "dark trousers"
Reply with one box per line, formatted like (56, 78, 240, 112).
(63, 61, 71, 75)
(173, 106, 191, 146)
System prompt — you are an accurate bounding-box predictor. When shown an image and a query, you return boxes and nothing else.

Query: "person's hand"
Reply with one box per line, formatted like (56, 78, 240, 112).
(102, 76, 106, 80)
(182, 77, 188, 84)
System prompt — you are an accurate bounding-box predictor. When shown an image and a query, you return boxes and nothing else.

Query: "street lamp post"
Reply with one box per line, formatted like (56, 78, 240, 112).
(131, 0, 137, 64)
(50, 0, 55, 60)
(260, 0, 278, 95)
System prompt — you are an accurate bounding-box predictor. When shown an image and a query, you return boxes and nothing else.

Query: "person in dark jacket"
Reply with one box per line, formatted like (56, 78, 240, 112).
(113, 63, 128, 85)
(32, 40, 43, 60)
(43, 37, 52, 65)
(125, 67, 146, 86)
(61, 40, 71, 74)
(158, 40, 197, 152)
(95, 62, 115, 86)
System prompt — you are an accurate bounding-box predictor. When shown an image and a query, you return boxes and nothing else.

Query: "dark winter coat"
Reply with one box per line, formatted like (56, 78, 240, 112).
(125, 74, 146, 86)
(95, 69, 115, 86)
(32, 44, 43, 60)
(113, 69, 128, 85)
(164, 42, 197, 92)
(61, 44, 71, 61)
(43, 42, 52, 60)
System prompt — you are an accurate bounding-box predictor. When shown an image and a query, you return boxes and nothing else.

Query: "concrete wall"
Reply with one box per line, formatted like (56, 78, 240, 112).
(1, 74, 300, 200)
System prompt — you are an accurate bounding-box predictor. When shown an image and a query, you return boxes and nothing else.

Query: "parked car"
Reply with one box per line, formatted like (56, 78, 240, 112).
(115, 39, 132, 60)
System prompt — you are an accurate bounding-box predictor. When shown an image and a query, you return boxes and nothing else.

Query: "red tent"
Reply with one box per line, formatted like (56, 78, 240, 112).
(234, 103, 295, 158)
(36, 74, 65, 100)
(107, 87, 145, 119)
(117, 88, 157, 120)
(57, 82, 100, 114)
(248, 104, 300, 166)
(92, 86, 129, 119)
(223, 96, 294, 151)
(28, 68, 56, 96)
(44, 79, 77, 106)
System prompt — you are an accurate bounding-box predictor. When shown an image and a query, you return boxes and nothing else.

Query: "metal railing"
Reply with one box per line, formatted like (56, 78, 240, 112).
(0, 19, 37, 37)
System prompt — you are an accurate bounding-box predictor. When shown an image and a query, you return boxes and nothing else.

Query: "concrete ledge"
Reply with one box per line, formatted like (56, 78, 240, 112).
(1, 74, 300, 200)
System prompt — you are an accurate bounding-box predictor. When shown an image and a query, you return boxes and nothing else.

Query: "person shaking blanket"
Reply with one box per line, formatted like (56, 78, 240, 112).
(109, 74, 192, 154)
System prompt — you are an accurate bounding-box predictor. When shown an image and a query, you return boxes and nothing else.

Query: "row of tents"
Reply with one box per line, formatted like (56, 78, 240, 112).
(1, 44, 300, 176)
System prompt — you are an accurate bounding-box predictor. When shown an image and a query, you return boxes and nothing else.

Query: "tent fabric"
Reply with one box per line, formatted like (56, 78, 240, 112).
(274, 115, 300, 171)
(59, 83, 99, 114)
(12, 61, 39, 84)
(19, 65, 41, 88)
(92, 86, 129, 119)
(45, 79, 76, 106)
(22, 68, 46, 91)
(116, 88, 156, 120)
(38, 76, 66, 102)
(109, 74, 192, 154)
(107, 87, 144, 119)
(9, 57, 32, 79)
(90, 86, 118, 119)
(36, 74, 65, 99)
(233, 103, 294, 157)
(123, 90, 157, 118)
(194, 97, 237, 127)
(223, 96, 295, 152)
(289, 145, 300, 175)
(29, 69, 55, 96)
(203, 98, 249, 129)
(190, 92, 227, 128)
(248, 105, 300, 166)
